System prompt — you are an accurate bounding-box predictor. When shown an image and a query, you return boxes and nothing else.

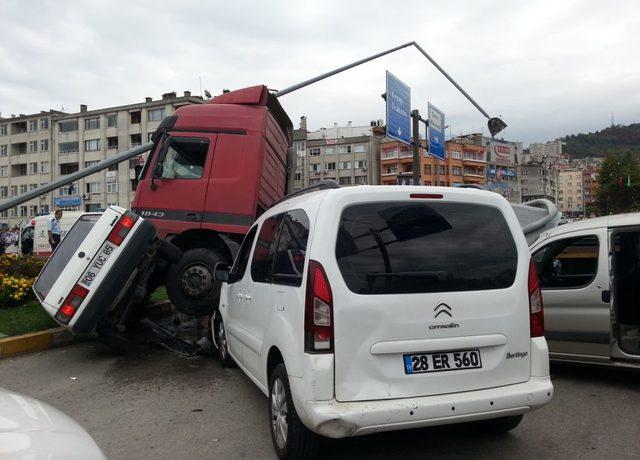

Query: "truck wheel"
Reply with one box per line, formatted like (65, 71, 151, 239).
(157, 239, 183, 264)
(476, 414, 524, 433)
(166, 248, 224, 317)
(269, 364, 320, 459)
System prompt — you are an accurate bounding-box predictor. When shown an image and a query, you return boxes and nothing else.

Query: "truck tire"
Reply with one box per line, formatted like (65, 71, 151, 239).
(157, 239, 183, 264)
(166, 248, 224, 317)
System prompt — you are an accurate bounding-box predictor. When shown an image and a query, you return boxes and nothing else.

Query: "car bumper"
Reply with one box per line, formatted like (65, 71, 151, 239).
(295, 376, 553, 438)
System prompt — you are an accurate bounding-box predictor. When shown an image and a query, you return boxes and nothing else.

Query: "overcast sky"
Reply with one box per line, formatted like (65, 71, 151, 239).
(2, 0, 640, 145)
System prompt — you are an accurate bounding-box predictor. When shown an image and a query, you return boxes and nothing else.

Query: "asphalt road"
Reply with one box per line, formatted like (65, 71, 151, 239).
(1, 339, 639, 459)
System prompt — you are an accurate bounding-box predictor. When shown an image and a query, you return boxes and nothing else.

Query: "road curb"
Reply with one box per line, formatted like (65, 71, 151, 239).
(0, 300, 174, 359)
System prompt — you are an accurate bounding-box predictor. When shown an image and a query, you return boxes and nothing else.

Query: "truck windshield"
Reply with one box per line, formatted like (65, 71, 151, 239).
(34, 215, 101, 301)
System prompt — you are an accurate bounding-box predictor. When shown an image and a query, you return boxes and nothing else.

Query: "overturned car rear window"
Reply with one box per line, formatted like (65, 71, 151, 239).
(335, 202, 517, 294)
(34, 214, 101, 301)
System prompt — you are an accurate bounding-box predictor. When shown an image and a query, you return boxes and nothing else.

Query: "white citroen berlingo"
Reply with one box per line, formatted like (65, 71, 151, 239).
(213, 183, 553, 459)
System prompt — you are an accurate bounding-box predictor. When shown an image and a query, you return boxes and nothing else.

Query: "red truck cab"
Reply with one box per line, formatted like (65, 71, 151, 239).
(132, 85, 293, 315)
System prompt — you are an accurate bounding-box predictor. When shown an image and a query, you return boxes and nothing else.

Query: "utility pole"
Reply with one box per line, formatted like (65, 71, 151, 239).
(411, 110, 420, 185)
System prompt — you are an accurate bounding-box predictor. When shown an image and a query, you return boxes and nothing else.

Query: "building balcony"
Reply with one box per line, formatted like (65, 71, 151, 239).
(462, 156, 486, 164)
(381, 171, 398, 177)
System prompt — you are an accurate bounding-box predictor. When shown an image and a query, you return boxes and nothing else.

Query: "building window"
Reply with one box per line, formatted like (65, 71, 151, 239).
(148, 108, 165, 121)
(339, 145, 352, 154)
(354, 144, 367, 153)
(40, 139, 49, 151)
(40, 161, 50, 174)
(107, 114, 117, 128)
(28, 162, 38, 174)
(309, 164, 319, 172)
(452, 166, 462, 176)
(20, 184, 28, 194)
(40, 204, 50, 214)
(59, 141, 79, 154)
(324, 147, 335, 155)
(0, 145, 7, 156)
(40, 118, 49, 130)
(0, 186, 7, 197)
(84, 139, 101, 151)
(10, 185, 17, 196)
(85, 117, 100, 130)
(60, 164, 79, 175)
(293, 141, 305, 151)
(86, 182, 101, 194)
(107, 202, 119, 207)
(108, 164, 118, 171)
(29, 205, 38, 216)
(58, 184, 78, 196)
(58, 120, 79, 133)
(29, 120, 38, 131)
(326, 162, 336, 171)
(339, 177, 352, 185)
(294, 173, 301, 181)
(130, 111, 142, 124)
(19, 206, 27, 218)
(107, 181, 119, 193)
(356, 160, 367, 169)
(84, 160, 100, 168)
(107, 137, 118, 150)
(0, 124, 6, 136)
(356, 175, 368, 185)
(29, 141, 38, 153)
(340, 161, 352, 170)
(29, 184, 37, 191)
(450, 150, 462, 160)
(130, 134, 142, 147)
(0, 166, 7, 177)
(309, 148, 321, 156)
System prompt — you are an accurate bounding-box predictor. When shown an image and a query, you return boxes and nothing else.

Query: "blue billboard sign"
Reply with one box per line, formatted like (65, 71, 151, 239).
(427, 103, 445, 160)
(54, 196, 82, 207)
(386, 71, 411, 145)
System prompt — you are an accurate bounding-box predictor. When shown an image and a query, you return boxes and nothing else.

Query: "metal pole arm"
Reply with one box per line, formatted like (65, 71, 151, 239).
(0, 142, 153, 213)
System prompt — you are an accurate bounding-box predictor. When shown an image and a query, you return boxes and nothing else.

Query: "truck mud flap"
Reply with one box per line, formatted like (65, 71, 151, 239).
(139, 318, 201, 356)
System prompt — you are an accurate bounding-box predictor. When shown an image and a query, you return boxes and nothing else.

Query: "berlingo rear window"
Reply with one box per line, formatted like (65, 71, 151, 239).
(335, 202, 518, 294)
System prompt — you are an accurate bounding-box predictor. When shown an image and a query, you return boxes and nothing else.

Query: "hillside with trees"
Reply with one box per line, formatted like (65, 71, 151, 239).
(562, 123, 640, 159)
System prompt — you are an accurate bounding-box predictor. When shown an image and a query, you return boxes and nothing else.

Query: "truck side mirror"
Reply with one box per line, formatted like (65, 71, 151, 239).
(214, 262, 230, 283)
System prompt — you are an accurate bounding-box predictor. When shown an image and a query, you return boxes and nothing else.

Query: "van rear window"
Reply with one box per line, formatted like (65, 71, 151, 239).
(335, 202, 517, 294)
(34, 215, 100, 301)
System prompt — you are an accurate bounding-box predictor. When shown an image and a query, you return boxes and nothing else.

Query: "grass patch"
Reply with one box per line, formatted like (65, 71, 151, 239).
(0, 301, 58, 337)
(148, 286, 168, 305)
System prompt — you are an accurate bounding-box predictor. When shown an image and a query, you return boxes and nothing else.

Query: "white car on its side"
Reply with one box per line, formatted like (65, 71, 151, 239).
(0, 387, 105, 459)
(213, 184, 554, 459)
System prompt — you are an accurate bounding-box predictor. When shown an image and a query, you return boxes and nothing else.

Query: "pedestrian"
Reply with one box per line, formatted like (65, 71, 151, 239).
(48, 209, 63, 252)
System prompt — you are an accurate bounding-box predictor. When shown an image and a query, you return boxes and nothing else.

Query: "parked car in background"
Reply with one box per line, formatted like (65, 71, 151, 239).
(213, 183, 553, 459)
(531, 212, 640, 368)
(0, 387, 105, 459)
(19, 211, 85, 256)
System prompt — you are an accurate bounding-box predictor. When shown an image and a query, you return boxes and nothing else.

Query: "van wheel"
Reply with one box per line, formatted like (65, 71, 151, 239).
(269, 364, 319, 460)
(477, 414, 524, 433)
(166, 248, 224, 316)
(214, 316, 235, 367)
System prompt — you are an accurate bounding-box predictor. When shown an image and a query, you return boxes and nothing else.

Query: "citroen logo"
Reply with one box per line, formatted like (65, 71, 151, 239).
(434, 303, 452, 318)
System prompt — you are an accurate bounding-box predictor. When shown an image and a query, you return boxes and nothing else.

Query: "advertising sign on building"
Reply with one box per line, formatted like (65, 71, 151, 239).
(487, 140, 516, 165)
(385, 71, 411, 145)
(427, 103, 445, 160)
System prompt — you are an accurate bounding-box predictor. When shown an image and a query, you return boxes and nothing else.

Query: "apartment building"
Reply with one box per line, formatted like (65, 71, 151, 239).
(557, 169, 585, 216)
(524, 139, 563, 164)
(582, 166, 599, 215)
(0, 110, 63, 227)
(379, 139, 486, 187)
(1, 92, 203, 227)
(520, 164, 559, 203)
(292, 118, 383, 191)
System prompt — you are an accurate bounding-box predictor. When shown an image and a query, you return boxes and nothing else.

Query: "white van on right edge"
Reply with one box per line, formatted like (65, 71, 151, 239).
(213, 184, 553, 460)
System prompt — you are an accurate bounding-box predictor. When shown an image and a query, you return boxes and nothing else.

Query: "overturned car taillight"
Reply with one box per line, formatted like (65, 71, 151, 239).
(55, 284, 89, 324)
(107, 211, 138, 245)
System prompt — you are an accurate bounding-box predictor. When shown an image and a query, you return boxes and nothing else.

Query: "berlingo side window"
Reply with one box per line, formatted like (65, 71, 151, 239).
(272, 210, 310, 287)
(251, 214, 284, 283)
(335, 202, 518, 294)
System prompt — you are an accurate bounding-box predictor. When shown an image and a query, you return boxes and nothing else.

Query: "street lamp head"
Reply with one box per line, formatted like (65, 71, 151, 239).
(488, 117, 507, 137)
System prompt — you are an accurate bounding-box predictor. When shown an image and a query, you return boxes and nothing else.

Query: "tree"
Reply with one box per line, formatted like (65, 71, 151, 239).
(595, 152, 640, 215)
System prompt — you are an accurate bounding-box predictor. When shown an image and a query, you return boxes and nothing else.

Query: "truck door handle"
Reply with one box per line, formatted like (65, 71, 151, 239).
(602, 290, 610, 303)
(185, 212, 199, 221)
